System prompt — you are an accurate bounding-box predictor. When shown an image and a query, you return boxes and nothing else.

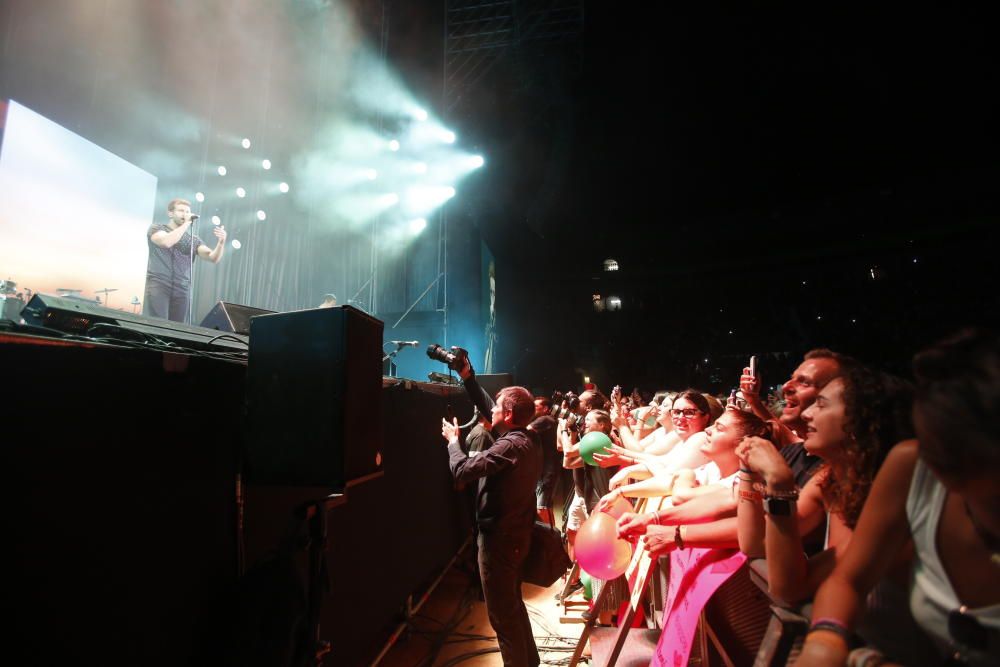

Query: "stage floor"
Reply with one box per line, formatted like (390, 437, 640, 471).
(379, 501, 593, 666)
(378, 560, 587, 666)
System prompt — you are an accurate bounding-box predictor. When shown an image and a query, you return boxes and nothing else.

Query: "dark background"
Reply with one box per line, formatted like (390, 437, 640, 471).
(2, 2, 997, 395)
(411, 3, 1000, 394)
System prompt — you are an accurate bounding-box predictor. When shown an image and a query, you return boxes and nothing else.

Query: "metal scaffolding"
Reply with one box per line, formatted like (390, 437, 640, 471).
(444, 0, 585, 114)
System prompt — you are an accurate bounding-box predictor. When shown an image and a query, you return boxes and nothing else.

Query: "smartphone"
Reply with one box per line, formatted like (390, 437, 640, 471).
(749, 355, 758, 378)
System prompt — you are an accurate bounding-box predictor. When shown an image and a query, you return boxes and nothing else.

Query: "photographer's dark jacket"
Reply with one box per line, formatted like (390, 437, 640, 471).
(448, 375, 542, 534)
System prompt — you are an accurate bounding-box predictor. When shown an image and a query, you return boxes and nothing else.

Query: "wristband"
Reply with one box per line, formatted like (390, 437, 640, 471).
(738, 466, 753, 474)
(674, 525, 685, 550)
(738, 489, 762, 502)
(811, 617, 849, 633)
(808, 618, 852, 646)
(805, 628, 850, 653)
(648, 511, 659, 526)
(764, 487, 800, 500)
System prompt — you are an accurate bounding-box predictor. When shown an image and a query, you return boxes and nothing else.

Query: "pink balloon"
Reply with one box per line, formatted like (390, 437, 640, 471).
(576, 511, 634, 580)
(603, 495, 633, 520)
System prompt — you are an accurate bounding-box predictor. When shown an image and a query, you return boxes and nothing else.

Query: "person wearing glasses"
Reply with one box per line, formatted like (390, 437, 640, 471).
(610, 354, 853, 554)
(797, 330, 1000, 666)
(610, 390, 677, 455)
(595, 390, 714, 499)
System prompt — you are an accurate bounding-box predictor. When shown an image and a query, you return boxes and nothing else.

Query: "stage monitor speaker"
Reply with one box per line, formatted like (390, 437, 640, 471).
(19, 293, 248, 351)
(199, 301, 275, 336)
(476, 373, 514, 397)
(245, 306, 384, 489)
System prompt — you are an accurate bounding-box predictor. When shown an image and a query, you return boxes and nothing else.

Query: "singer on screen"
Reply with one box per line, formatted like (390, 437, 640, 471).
(142, 197, 226, 323)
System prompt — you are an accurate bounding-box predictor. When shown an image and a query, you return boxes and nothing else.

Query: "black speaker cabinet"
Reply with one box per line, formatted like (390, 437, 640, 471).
(199, 301, 275, 336)
(477, 373, 514, 397)
(245, 306, 384, 489)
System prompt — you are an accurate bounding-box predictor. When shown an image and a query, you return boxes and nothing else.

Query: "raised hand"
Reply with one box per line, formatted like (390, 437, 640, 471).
(739, 366, 761, 402)
(735, 436, 790, 487)
(441, 417, 460, 443)
(617, 511, 653, 540)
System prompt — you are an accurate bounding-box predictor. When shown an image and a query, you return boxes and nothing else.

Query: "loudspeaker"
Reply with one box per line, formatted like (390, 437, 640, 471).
(19, 293, 248, 351)
(477, 372, 514, 396)
(199, 301, 275, 335)
(245, 306, 384, 489)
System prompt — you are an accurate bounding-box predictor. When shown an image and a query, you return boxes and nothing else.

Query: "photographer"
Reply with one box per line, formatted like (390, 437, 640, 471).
(437, 347, 542, 667)
(529, 396, 559, 527)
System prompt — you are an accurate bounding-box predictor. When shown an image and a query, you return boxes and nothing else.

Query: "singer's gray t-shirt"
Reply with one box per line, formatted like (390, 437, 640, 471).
(145, 223, 205, 288)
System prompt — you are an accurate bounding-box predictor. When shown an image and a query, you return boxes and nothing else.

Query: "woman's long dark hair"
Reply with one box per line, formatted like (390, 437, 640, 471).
(912, 328, 1000, 477)
(822, 367, 915, 529)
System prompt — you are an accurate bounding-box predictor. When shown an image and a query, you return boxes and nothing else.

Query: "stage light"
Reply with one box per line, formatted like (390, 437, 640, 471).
(279, 182, 290, 193)
(217, 166, 227, 176)
(236, 187, 246, 198)
(366, 168, 378, 180)
(381, 193, 400, 206)
(211, 215, 221, 225)
(256, 210, 267, 221)
(195, 192, 205, 202)
(409, 218, 427, 234)
(388, 139, 400, 151)
(241, 138, 251, 149)
(470, 155, 485, 168)
(415, 108, 428, 121)
(231, 239, 242, 250)
(262, 159, 272, 170)
(443, 131, 456, 144)
(413, 162, 427, 174)
(404, 186, 455, 213)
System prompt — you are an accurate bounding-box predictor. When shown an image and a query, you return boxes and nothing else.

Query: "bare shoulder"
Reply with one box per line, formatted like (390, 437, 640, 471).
(878, 439, 920, 485)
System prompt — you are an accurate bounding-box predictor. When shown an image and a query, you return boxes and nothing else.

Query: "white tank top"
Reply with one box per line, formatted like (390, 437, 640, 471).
(906, 457, 1000, 663)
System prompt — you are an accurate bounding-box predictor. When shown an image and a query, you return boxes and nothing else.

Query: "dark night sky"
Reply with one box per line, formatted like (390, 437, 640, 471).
(386, 4, 1000, 392)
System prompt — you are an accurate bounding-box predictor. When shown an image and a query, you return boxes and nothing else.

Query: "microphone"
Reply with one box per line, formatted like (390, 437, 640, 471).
(189, 214, 200, 222)
(391, 340, 419, 347)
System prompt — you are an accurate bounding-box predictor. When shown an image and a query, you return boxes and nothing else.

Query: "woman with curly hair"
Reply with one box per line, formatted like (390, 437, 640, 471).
(797, 330, 1000, 666)
(735, 364, 914, 604)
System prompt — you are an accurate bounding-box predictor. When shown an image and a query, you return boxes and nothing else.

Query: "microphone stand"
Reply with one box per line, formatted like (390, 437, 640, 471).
(187, 215, 197, 325)
(381, 341, 410, 378)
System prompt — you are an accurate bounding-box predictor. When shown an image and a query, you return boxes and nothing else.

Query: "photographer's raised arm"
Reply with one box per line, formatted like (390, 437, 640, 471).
(457, 354, 496, 418)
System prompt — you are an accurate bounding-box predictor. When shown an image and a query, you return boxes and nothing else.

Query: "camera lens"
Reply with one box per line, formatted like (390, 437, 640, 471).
(426, 344, 452, 364)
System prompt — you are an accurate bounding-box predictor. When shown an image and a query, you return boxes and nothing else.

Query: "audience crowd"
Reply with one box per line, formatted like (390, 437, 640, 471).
(444, 329, 999, 666)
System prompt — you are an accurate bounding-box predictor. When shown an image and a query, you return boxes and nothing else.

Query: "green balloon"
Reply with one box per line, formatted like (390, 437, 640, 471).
(580, 571, 593, 601)
(579, 431, 613, 466)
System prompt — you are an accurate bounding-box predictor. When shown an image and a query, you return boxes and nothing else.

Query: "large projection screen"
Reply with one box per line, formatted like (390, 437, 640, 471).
(0, 100, 157, 312)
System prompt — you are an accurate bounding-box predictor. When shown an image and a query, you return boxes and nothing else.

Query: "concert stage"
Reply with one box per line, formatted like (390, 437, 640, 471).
(5, 322, 477, 666)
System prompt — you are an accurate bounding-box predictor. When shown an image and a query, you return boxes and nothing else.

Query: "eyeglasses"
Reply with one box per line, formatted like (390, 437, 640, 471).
(945, 606, 993, 665)
(670, 408, 704, 419)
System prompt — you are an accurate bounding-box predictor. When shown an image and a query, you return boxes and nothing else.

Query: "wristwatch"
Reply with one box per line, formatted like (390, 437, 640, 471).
(762, 488, 799, 516)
